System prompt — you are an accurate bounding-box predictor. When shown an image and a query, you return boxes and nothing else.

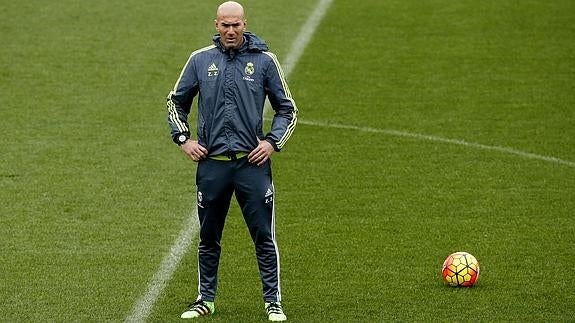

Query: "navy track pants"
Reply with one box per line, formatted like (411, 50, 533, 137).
(195, 157, 282, 302)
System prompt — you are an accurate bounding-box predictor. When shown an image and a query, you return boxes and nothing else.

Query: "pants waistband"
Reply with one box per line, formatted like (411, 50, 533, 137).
(209, 152, 248, 161)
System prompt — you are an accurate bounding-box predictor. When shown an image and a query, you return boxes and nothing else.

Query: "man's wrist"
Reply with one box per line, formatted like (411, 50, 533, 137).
(265, 138, 279, 152)
(174, 133, 190, 146)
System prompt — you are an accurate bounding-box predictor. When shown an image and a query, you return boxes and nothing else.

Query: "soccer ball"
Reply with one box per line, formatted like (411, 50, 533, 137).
(442, 252, 480, 287)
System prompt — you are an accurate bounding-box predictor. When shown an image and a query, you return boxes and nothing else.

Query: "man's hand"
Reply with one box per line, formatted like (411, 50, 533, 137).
(180, 140, 208, 162)
(248, 139, 275, 166)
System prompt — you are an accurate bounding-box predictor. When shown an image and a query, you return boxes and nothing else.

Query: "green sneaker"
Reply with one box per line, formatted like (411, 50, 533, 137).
(265, 302, 287, 321)
(180, 300, 215, 319)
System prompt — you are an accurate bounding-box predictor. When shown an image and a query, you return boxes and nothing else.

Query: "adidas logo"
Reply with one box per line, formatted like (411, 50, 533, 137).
(264, 188, 274, 204)
(207, 63, 219, 77)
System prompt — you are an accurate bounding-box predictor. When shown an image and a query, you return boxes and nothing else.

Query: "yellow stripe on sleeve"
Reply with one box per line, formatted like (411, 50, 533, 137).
(263, 52, 298, 150)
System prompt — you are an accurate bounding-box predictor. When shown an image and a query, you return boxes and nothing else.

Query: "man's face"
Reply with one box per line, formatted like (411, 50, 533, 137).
(215, 15, 246, 49)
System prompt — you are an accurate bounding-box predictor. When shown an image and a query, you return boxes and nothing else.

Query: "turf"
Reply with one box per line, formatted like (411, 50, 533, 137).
(1, 0, 574, 322)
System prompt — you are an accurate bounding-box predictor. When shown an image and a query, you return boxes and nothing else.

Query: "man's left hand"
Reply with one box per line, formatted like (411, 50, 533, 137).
(248, 140, 274, 166)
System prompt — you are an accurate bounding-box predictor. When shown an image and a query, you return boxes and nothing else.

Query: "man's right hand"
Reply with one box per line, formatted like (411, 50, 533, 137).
(180, 140, 208, 162)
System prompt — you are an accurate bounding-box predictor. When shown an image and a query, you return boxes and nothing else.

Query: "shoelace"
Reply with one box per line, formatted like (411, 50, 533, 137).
(266, 303, 284, 315)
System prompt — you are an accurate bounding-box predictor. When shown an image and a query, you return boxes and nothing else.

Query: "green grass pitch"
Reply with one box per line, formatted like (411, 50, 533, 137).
(1, 0, 574, 321)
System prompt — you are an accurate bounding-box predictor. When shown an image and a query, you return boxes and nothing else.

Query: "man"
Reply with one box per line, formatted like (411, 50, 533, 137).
(166, 1, 297, 321)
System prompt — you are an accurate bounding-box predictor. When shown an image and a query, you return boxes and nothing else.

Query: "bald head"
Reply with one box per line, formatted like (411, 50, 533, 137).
(215, 1, 247, 49)
(217, 1, 245, 20)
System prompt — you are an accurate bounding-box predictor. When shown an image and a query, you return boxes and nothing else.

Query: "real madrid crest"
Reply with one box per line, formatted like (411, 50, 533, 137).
(245, 62, 255, 76)
(197, 191, 204, 208)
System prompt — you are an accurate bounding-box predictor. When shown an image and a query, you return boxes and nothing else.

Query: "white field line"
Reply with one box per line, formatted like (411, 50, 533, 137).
(297, 119, 575, 168)
(124, 215, 198, 323)
(264, 0, 333, 116)
(282, 0, 333, 77)
(124, 1, 334, 322)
